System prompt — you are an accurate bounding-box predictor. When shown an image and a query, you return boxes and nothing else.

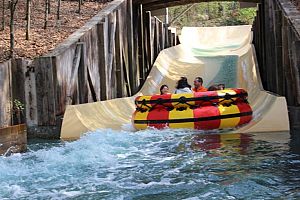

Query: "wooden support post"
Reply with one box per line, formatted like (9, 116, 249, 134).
(98, 19, 109, 101)
(259, 3, 267, 88)
(127, 0, 137, 94)
(292, 41, 300, 105)
(107, 12, 117, 99)
(153, 17, 159, 59)
(0, 61, 12, 127)
(119, 2, 131, 96)
(150, 16, 155, 65)
(115, 9, 124, 98)
(168, 29, 172, 47)
(159, 21, 164, 50)
(274, 8, 284, 96)
(11, 59, 27, 125)
(66, 43, 82, 105)
(137, 4, 145, 85)
(145, 11, 152, 73)
(77, 42, 88, 104)
(35, 56, 56, 125)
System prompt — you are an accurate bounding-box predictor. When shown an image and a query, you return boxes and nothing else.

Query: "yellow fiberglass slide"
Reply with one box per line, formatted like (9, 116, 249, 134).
(60, 25, 289, 140)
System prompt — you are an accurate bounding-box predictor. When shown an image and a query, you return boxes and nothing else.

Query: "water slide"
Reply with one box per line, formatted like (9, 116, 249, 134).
(61, 25, 289, 140)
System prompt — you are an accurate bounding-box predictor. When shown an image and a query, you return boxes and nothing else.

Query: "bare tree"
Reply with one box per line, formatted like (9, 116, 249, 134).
(78, 0, 82, 14)
(9, 0, 19, 57)
(44, 0, 48, 29)
(48, 0, 50, 14)
(1, 0, 5, 30)
(26, 0, 31, 40)
(57, 0, 60, 20)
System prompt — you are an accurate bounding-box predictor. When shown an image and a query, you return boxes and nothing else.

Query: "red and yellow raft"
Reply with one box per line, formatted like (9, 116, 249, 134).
(132, 88, 252, 130)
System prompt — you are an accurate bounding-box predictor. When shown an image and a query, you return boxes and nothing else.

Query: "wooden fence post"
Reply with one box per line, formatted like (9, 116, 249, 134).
(35, 56, 56, 125)
(115, 9, 125, 98)
(11, 59, 26, 124)
(127, 0, 137, 94)
(292, 41, 300, 105)
(137, 4, 146, 85)
(98, 19, 109, 101)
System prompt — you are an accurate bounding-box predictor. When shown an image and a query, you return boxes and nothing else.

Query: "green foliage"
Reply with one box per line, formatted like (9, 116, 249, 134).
(13, 99, 24, 111)
(169, 2, 257, 29)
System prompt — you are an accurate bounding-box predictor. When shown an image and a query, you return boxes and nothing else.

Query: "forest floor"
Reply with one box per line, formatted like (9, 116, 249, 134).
(0, 0, 109, 62)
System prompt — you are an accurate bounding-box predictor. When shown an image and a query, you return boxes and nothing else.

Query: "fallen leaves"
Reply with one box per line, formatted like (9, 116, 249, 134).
(0, 0, 109, 62)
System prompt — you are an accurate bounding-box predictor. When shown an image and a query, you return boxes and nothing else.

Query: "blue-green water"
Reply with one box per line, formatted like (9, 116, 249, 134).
(1, 128, 300, 199)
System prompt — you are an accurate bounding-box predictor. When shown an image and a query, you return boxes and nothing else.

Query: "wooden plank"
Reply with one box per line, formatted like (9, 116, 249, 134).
(168, 29, 172, 47)
(158, 20, 164, 50)
(0, 60, 12, 127)
(66, 43, 82, 105)
(292, 41, 300, 105)
(120, 2, 131, 96)
(137, 4, 146, 83)
(281, 17, 293, 105)
(274, 8, 285, 96)
(277, 0, 300, 38)
(35, 56, 56, 125)
(107, 12, 117, 99)
(127, 0, 137, 94)
(97, 20, 109, 101)
(137, 0, 260, 10)
(153, 17, 159, 59)
(150, 16, 155, 65)
(115, 9, 125, 98)
(77, 42, 88, 104)
(285, 23, 296, 105)
(11, 59, 26, 125)
(145, 11, 152, 73)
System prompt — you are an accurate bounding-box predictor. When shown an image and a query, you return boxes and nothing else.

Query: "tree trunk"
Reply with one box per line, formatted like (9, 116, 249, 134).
(57, 0, 60, 20)
(47, 0, 50, 14)
(9, 0, 18, 57)
(1, 0, 4, 31)
(26, 0, 31, 40)
(78, 0, 81, 14)
(44, 0, 48, 29)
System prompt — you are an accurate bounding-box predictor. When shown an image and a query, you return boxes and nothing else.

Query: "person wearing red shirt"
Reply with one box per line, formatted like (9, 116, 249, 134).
(192, 77, 207, 92)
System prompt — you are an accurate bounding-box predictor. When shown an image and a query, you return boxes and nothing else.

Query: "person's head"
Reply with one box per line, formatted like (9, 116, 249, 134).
(208, 85, 219, 91)
(176, 77, 191, 89)
(218, 84, 225, 90)
(194, 77, 204, 88)
(160, 84, 169, 95)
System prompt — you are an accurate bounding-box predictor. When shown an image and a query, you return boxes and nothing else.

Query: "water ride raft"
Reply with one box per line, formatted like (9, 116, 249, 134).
(132, 88, 253, 130)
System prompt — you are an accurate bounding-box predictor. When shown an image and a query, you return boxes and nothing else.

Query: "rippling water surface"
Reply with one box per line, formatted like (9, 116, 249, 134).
(1, 128, 299, 199)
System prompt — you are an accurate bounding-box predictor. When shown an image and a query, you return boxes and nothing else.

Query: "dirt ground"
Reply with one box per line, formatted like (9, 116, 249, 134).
(0, 0, 108, 62)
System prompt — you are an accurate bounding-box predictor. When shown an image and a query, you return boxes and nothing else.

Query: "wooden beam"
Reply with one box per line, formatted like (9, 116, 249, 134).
(115, 9, 125, 98)
(292, 40, 300, 105)
(77, 42, 88, 104)
(127, 0, 138, 94)
(107, 12, 117, 99)
(134, 0, 260, 6)
(142, 0, 260, 11)
(137, 4, 146, 83)
(66, 43, 82, 105)
(98, 19, 109, 101)
(35, 56, 56, 126)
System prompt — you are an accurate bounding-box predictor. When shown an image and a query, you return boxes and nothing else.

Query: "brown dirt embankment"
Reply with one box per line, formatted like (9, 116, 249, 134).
(0, 0, 108, 62)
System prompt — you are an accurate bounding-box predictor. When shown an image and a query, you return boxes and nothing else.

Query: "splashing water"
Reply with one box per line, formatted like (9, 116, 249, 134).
(0, 128, 299, 199)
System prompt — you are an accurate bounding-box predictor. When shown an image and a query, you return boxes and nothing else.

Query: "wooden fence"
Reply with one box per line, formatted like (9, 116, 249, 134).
(6, 0, 174, 137)
(0, 124, 27, 155)
(253, 0, 300, 129)
(0, 59, 28, 128)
